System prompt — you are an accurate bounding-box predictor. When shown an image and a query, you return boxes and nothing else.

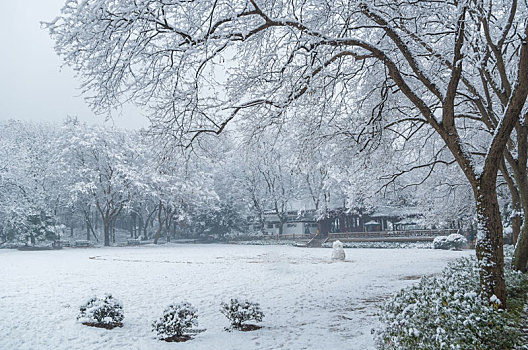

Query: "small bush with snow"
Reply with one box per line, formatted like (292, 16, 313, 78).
(152, 302, 198, 341)
(331, 240, 346, 260)
(221, 298, 264, 330)
(375, 247, 528, 349)
(77, 294, 124, 329)
(432, 233, 467, 250)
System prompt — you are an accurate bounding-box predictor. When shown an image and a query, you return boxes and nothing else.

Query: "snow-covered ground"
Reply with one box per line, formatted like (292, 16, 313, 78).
(0, 244, 471, 350)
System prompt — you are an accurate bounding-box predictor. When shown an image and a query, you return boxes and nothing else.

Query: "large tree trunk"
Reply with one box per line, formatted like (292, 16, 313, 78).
(143, 222, 148, 240)
(84, 213, 99, 242)
(86, 219, 91, 241)
(511, 122, 528, 271)
(513, 172, 528, 271)
(142, 207, 157, 240)
(514, 226, 528, 272)
(500, 161, 522, 244)
(131, 213, 137, 238)
(154, 201, 163, 244)
(103, 220, 110, 246)
(512, 214, 522, 245)
(474, 183, 506, 307)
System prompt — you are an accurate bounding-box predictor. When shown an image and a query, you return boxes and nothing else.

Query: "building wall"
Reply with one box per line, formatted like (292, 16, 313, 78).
(261, 210, 318, 236)
(263, 222, 279, 235)
(283, 222, 318, 235)
(263, 222, 317, 236)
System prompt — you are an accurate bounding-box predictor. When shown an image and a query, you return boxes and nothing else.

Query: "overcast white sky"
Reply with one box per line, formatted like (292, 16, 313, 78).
(0, 0, 148, 129)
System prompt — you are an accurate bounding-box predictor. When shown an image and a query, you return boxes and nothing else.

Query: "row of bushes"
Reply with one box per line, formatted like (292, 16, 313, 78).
(318, 233, 468, 250)
(321, 241, 433, 249)
(375, 246, 528, 349)
(77, 295, 264, 342)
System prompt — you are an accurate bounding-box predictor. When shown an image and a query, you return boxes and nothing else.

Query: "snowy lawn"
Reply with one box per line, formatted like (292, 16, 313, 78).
(0, 244, 471, 350)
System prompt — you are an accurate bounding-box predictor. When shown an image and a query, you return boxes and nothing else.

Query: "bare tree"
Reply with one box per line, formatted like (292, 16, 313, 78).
(58, 121, 138, 246)
(48, 0, 528, 304)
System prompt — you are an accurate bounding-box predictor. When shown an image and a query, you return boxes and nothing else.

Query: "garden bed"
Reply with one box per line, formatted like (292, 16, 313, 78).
(161, 334, 192, 342)
(81, 322, 123, 330)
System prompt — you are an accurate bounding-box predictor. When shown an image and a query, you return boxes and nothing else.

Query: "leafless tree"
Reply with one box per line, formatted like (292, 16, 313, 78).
(48, 0, 528, 305)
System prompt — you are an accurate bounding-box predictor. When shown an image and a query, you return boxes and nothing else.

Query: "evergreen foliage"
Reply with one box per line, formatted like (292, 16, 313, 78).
(376, 248, 528, 349)
(221, 299, 264, 329)
(77, 294, 124, 328)
(152, 302, 198, 339)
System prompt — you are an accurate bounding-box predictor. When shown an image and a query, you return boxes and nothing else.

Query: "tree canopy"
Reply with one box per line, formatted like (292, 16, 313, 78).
(47, 0, 528, 305)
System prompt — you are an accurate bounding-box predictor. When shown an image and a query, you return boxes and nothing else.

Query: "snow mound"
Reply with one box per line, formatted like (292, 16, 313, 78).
(331, 240, 346, 261)
(433, 233, 467, 250)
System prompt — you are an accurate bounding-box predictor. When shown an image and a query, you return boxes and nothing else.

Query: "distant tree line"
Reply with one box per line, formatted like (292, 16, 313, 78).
(0, 118, 481, 247)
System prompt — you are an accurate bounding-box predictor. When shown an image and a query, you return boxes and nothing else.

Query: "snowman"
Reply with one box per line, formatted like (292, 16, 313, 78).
(331, 240, 345, 261)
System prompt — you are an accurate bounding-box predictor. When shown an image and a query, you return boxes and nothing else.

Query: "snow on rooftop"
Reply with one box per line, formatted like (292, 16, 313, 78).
(364, 220, 380, 225)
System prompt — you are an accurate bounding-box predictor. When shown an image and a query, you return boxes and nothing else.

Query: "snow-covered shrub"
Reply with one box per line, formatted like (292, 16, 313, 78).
(375, 253, 528, 349)
(77, 294, 124, 329)
(331, 240, 346, 260)
(432, 233, 467, 250)
(221, 298, 264, 330)
(152, 302, 198, 340)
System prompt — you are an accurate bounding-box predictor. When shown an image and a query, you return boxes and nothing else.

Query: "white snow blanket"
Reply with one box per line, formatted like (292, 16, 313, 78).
(0, 244, 470, 350)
